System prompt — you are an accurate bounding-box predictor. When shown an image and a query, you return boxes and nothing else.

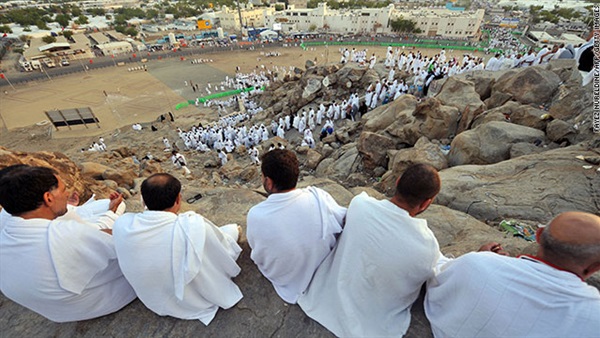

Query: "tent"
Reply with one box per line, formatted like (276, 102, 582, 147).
(259, 29, 279, 41)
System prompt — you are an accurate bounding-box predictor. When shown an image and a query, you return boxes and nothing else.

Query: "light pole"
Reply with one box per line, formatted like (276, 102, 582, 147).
(40, 63, 52, 81)
(78, 58, 88, 74)
(236, 0, 244, 38)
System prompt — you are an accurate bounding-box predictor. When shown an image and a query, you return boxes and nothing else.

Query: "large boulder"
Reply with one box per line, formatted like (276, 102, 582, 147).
(484, 91, 513, 110)
(301, 76, 323, 99)
(549, 83, 592, 122)
(546, 119, 578, 145)
(435, 77, 486, 132)
(335, 63, 366, 83)
(437, 144, 600, 224)
(509, 105, 547, 130)
(386, 98, 460, 145)
(378, 137, 448, 195)
(102, 167, 137, 189)
(357, 132, 396, 170)
(80, 162, 112, 179)
(454, 70, 499, 101)
(363, 94, 418, 132)
(305, 149, 323, 170)
(315, 145, 361, 180)
(448, 121, 546, 166)
(545, 58, 582, 85)
(359, 68, 380, 88)
(218, 159, 244, 180)
(492, 67, 561, 105)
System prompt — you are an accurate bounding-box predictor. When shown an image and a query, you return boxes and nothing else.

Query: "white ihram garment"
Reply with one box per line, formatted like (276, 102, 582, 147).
(113, 211, 242, 325)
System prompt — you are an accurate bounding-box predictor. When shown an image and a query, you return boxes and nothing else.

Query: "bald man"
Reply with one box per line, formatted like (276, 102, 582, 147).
(425, 211, 600, 337)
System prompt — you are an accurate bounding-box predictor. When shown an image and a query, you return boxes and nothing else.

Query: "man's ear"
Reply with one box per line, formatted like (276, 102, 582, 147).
(418, 197, 433, 214)
(536, 227, 545, 244)
(582, 261, 600, 280)
(43, 191, 53, 206)
(264, 176, 275, 193)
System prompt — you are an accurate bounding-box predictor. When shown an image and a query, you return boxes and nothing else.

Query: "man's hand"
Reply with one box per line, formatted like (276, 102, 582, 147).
(108, 192, 123, 213)
(67, 191, 80, 206)
(478, 242, 509, 256)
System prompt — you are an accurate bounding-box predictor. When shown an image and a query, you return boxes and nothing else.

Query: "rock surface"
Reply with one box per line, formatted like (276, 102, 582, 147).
(448, 121, 546, 166)
(438, 144, 600, 224)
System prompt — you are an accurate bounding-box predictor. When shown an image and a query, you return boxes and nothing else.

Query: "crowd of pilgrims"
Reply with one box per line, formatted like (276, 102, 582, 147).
(160, 36, 562, 169)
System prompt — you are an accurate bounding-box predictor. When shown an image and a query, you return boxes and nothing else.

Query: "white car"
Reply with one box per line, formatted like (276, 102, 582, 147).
(60, 59, 70, 66)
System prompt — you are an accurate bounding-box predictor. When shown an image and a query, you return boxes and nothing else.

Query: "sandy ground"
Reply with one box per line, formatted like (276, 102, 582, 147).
(0, 44, 485, 153)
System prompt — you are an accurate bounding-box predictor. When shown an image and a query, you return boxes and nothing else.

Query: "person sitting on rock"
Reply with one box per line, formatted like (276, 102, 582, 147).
(247, 149, 346, 304)
(113, 173, 243, 325)
(0, 165, 135, 323)
(425, 211, 600, 338)
(297, 164, 443, 337)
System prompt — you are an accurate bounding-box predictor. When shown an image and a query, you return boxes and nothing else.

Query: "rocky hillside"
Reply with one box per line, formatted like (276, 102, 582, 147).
(1, 58, 599, 336)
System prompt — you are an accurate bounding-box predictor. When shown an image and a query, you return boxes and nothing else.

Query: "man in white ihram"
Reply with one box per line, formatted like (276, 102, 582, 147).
(247, 149, 346, 304)
(0, 165, 135, 322)
(298, 164, 442, 337)
(113, 173, 243, 324)
(425, 211, 600, 337)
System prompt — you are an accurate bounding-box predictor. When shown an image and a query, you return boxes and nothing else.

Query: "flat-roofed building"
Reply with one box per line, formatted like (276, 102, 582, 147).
(88, 32, 111, 45)
(97, 41, 133, 56)
(105, 30, 129, 41)
(528, 30, 556, 44)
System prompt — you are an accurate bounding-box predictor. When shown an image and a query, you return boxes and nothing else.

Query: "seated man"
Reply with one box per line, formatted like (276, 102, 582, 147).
(425, 211, 600, 337)
(113, 173, 243, 325)
(298, 164, 442, 337)
(247, 149, 346, 304)
(0, 165, 135, 323)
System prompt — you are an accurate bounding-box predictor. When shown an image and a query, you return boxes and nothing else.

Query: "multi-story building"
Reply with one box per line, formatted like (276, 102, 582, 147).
(393, 7, 485, 39)
(218, 5, 276, 31)
(264, 3, 395, 34)
(255, 2, 484, 39)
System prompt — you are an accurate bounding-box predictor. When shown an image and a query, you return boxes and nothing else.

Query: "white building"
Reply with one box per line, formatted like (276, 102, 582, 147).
(217, 5, 276, 31)
(394, 8, 485, 39)
(96, 41, 134, 55)
(263, 3, 395, 34)
(256, 2, 484, 38)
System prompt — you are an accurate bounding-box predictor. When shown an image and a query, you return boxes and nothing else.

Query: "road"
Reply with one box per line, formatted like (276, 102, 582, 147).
(0, 35, 489, 88)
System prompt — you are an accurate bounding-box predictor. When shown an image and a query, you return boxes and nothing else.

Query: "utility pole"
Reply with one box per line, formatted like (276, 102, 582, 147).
(236, 0, 244, 37)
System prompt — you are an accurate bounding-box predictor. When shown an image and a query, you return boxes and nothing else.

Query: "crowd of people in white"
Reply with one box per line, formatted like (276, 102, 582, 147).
(138, 31, 593, 176)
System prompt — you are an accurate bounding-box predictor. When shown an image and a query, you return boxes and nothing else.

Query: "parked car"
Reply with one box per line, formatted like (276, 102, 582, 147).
(60, 59, 70, 66)
(42, 58, 56, 68)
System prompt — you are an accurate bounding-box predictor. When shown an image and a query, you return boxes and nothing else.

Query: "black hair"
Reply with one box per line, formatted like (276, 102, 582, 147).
(0, 165, 58, 216)
(260, 149, 299, 191)
(141, 173, 181, 211)
(395, 164, 441, 209)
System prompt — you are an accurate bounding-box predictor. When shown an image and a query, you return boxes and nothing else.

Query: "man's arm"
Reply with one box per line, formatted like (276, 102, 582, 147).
(93, 193, 124, 231)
